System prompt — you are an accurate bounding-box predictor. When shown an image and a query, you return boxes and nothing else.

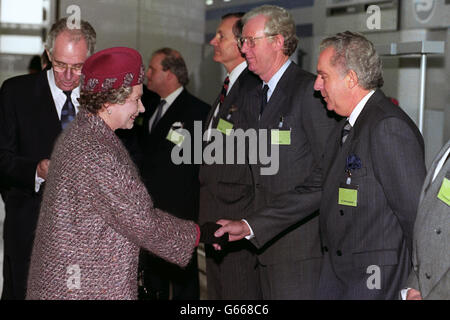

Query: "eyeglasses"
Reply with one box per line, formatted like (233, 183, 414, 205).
(51, 58, 84, 75)
(237, 35, 276, 49)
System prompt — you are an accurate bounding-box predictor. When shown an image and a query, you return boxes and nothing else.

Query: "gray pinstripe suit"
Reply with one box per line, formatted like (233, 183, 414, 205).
(406, 139, 450, 299)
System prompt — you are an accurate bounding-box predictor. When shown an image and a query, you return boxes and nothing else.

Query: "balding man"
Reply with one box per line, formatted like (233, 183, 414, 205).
(0, 17, 96, 300)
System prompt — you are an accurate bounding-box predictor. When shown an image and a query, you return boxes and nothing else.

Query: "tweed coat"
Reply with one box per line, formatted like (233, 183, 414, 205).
(26, 109, 198, 300)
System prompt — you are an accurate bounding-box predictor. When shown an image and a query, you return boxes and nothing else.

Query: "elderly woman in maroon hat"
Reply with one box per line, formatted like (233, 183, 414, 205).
(26, 47, 226, 300)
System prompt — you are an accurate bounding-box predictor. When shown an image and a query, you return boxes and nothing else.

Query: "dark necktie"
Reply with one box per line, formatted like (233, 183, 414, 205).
(260, 84, 269, 115)
(151, 99, 166, 132)
(341, 120, 352, 145)
(61, 90, 76, 130)
(211, 76, 230, 128)
(219, 76, 230, 105)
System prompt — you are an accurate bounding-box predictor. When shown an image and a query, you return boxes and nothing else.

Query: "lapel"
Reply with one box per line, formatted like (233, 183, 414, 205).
(151, 89, 186, 140)
(258, 63, 294, 126)
(421, 140, 450, 198)
(32, 71, 62, 136)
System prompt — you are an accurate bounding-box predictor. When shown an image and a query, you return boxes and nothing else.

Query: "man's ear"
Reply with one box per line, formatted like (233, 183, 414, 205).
(346, 69, 359, 89)
(271, 34, 285, 51)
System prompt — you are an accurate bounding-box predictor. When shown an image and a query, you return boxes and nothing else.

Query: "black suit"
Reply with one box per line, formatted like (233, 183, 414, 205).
(247, 90, 426, 299)
(137, 88, 210, 300)
(0, 71, 62, 299)
(198, 67, 263, 299)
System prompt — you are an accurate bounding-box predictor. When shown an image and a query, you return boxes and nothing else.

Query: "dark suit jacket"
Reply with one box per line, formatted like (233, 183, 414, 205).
(242, 62, 337, 266)
(0, 71, 62, 299)
(198, 67, 261, 299)
(137, 88, 210, 221)
(247, 89, 426, 299)
(199, 67, 260, 224)
(406, 139, 450, 299)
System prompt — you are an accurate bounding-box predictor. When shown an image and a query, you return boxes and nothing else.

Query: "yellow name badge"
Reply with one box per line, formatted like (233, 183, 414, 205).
(437, 177, 450, 206)
(217, 118, 233, 136)
(271, 130, 291, 145)
(166, 129, 185, 146)
(338, 186, 358, 207)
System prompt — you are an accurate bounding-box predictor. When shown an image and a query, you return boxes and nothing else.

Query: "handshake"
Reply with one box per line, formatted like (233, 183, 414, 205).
(199, 222, 229, 248)
(198, 220, 252, 249)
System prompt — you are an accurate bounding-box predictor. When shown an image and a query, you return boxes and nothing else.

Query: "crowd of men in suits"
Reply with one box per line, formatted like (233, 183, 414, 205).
(0, 4, 448, 300)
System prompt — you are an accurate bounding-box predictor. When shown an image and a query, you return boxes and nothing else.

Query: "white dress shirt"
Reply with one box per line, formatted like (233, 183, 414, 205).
(35, 70, 81, 192)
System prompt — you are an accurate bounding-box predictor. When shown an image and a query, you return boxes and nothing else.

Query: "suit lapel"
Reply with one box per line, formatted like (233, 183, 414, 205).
(151, 90, 186, 139)
(422, 140, 450, 197)
(33, 72, 61, 137)
(259, 64, 294, 125)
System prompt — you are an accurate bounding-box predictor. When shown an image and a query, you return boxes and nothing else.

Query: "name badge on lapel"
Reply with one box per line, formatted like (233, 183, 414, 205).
(437, 177, 450, 206)
(166, 122, 185, 146)
(338, 183, 358, 207)
(217, 118, 233, 136)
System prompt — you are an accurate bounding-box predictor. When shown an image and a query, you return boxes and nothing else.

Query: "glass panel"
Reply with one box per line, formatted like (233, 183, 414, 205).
(1, 0, 44, 24)
(0, 35, 43, 54)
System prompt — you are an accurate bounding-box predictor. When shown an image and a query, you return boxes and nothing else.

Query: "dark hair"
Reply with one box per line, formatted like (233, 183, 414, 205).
(78, 86, 133, 114)
(153, 48, 189, 86)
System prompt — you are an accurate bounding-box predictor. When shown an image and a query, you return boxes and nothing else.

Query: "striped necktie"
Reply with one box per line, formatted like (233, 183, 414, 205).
(341, 120, 352, 145)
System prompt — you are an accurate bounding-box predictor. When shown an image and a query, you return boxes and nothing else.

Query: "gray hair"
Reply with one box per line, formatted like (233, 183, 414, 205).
(242, 5, 298, 57)
(320, 31, 384, 90)
(45, 17, 96, 57)
(153, 48, 189, 86)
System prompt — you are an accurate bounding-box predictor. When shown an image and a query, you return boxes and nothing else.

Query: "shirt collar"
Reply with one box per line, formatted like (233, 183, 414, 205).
(47, 69, 80, 118)
(227, 61, 247, 94)
(263, 59, 291, 102)
(161, 86, 184, 108)
(348, 90, 375, 127)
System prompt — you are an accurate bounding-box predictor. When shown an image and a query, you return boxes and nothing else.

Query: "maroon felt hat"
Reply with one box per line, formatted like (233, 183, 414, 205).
(81, 47, 145, 93)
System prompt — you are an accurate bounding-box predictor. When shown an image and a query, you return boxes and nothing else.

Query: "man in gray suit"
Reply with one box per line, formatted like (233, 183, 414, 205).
(233, 5, 337, 299)
(199, 12, 261, 299)
(216, 31, 426, 299)
(405, 139, 450, 300)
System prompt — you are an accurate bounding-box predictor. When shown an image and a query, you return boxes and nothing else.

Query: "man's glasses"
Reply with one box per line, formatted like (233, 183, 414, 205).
(51, 58, 83, 75)
(237, 35, 277, 49)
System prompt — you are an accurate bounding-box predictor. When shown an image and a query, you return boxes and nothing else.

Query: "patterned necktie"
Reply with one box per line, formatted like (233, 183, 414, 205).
(219, 76, 230, 105)
(61, 90, 76, 130)
(211, 77, 230, 128)
(151, 99, 166, 132)
(341, 120, 352, 145)
(260, 84, 269, 115)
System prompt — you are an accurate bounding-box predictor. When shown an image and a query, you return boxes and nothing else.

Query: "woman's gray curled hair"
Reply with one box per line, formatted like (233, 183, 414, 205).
(242, 5, 298, 57)
(320, 31, 384, 90)
(78, 86, 133, 114)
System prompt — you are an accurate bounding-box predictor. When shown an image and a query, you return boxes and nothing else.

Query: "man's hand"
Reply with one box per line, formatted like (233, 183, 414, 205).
(214, 219, 251, 244)
(406, 288, 422, 300)
(37, 159, 50, 180)
(199, 222, 229, 247)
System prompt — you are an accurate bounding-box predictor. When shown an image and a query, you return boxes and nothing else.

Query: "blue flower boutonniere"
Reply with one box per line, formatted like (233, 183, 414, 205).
(345, 153, 362, 184)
